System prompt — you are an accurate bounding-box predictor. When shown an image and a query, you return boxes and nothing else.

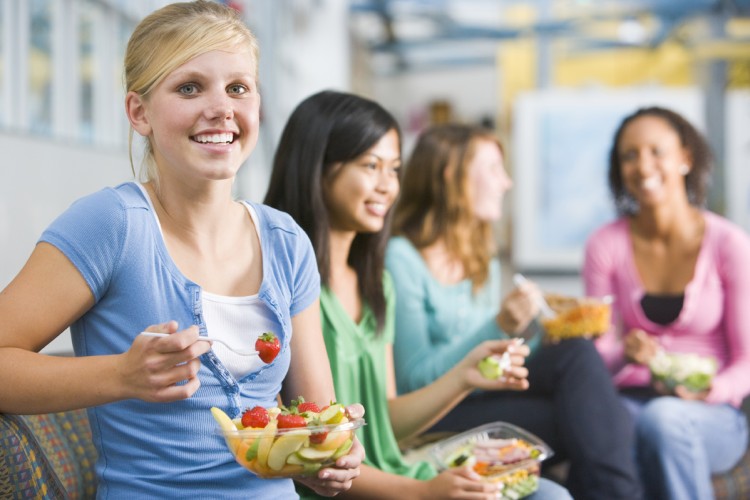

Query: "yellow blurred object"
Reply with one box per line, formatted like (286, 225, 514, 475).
(540, 294, 611, 339)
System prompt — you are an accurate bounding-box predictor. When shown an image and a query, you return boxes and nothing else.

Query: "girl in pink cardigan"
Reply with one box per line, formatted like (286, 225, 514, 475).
(583, 106, 750, 500)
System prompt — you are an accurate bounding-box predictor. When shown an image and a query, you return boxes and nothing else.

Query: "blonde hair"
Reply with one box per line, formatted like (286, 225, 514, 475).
(392, 124, 504, 290)
(124, 0, 260, 182)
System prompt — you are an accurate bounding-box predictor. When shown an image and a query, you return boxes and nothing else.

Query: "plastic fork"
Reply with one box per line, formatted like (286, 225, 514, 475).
(139, 331, 259, 356)
(512, 273, 556, 319)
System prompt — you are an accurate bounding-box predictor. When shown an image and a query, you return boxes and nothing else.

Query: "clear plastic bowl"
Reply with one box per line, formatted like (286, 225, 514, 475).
(540, 294, 612, 339)
(649, 351, 717, 393)
(218, 417, 365, 478)
(430, 422, 552, 499)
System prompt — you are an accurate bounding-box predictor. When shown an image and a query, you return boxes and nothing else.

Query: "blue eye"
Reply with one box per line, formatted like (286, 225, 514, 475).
(228, 84, 248, 95)
(178, 83, 198, 95)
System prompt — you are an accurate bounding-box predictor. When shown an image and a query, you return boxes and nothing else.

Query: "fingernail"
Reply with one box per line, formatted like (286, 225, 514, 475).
(320, 472, 330, 479)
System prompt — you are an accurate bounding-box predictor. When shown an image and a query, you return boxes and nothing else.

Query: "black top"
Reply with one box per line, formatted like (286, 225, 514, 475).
(640, 293, 685, 325)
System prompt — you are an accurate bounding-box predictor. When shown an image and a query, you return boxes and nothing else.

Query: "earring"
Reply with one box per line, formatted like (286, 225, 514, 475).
(679, 164, 690, 175)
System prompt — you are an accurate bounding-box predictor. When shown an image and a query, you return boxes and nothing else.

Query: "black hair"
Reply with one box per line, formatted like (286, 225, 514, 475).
(608, 106, 713, 216)
(264, 90, 401, 332)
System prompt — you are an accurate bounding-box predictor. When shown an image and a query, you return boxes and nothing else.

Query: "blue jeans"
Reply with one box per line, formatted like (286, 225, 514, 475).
(621, 395, 748, 500)
(529, 478, 573, 500)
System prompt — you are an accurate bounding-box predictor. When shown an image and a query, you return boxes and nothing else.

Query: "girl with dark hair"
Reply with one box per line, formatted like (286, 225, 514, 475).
(388, 123, 643, 500)
(584, 106, 750, 499)
(265, 90, 571, 500)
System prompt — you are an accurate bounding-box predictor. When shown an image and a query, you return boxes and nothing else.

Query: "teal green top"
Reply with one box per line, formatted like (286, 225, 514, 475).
(385, 236, 542, 395)
(298, 272, 435, 499)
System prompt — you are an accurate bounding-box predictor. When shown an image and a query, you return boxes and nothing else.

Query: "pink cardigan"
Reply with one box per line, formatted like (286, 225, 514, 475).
(582, 211, 750, 407)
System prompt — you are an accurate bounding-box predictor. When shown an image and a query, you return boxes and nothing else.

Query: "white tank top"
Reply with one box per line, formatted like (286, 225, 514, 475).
(137, 183, 274, 379)
(201, 203, 274, 379)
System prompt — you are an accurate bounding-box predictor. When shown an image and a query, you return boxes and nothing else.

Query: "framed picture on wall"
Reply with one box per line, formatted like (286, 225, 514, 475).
(725, 90, 750, 234)
(511, 87, 704, 272)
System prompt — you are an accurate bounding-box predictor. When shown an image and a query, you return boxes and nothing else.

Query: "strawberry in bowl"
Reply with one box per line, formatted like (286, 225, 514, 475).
(211, 397, 364, 478)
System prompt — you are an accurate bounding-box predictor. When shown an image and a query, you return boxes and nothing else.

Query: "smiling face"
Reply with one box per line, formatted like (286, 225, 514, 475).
(126, 47, 260, 186)
(467, 138, 512, 221)
(617, 115, 690, 209)
(324, 128, 401, 234)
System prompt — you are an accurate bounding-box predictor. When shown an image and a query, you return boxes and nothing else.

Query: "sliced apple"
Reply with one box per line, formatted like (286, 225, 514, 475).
(297, 445, 336, 462)
(211, 406, 240, 453)
(267, 432, 310, 471)
(312, 429, 351, 452)
(234, 438, 258, 469)
(286, 453, 307, 466)
(331, 438, 353, 460)
(256, 419, 278, 470)
(319, 404, 346, 424)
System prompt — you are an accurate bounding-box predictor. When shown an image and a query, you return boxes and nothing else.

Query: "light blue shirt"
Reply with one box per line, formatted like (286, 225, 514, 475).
(40, 182, 319, 499)
(385, 236, 541, 395)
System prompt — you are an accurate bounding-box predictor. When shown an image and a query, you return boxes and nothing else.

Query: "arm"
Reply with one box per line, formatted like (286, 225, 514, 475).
(387, 339, 529, 442)
(706, 226, 750, 406)
(338, 463, 497, 500)
(281, 300, 336, 405)
(0, 243, 209, 413)
(285, 301, 365, 497)
(386, 245, 502, 393)
(582, 231, 627, 373)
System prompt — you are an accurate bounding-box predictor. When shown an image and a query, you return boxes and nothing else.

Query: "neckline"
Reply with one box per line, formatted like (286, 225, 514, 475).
(623, 212, 710, 328)
(132, 182, 266, 298)
(322, 286, 372, 330)
(624, 211, 709, 295)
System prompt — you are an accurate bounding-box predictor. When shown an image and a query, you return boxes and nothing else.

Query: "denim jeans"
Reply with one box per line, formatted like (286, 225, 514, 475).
(621, 395, 748, 500)
(529, 478, 573, 500)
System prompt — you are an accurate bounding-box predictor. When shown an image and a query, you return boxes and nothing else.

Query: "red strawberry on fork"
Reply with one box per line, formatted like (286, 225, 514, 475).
(255, 332, 280, 364)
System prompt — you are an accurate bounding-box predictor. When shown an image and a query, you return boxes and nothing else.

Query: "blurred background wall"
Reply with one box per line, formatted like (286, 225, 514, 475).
(2, 0, 749, 352)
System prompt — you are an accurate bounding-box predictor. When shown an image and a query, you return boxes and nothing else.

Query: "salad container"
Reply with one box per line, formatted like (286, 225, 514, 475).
(430, 422, 553, 500)
(540, 294, 612, 340)
(649, 351, 717, 393)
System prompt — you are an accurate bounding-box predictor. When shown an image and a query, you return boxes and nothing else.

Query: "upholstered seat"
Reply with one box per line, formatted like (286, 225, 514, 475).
(0, 409, 97, 499)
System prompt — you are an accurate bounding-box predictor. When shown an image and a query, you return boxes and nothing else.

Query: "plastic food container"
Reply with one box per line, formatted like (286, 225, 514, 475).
(649, 351, 717, 393)
(430, 422, 553, 500)
(540, 294, 612, 339)
(216, 413, 365, 478)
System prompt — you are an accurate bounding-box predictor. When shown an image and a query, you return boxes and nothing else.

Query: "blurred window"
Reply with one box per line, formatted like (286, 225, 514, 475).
(79, 0, 95, 142)
(0, 1, 5, 126)
(29, 0, 54, 136)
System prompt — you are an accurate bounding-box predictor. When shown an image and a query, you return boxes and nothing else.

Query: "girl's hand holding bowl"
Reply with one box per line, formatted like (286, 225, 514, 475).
(211, 400, 366, 496)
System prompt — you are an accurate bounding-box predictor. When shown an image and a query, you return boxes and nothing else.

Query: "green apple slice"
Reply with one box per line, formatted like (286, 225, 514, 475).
(267, 432, 310, 471)
(319, 404, 346, 424)
(331, 438, 353, 460)
(297, 446, 336, 462)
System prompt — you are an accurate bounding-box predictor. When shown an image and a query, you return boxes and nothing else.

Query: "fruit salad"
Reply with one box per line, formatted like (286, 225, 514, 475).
(211, 397, 364, 478)
(540, 294, 612, 340)
(649, 351, 717, 393)
(431, 422, 552, 500)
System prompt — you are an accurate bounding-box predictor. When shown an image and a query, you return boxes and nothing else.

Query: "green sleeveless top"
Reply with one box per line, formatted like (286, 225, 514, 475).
(298, 272, 435, 499)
